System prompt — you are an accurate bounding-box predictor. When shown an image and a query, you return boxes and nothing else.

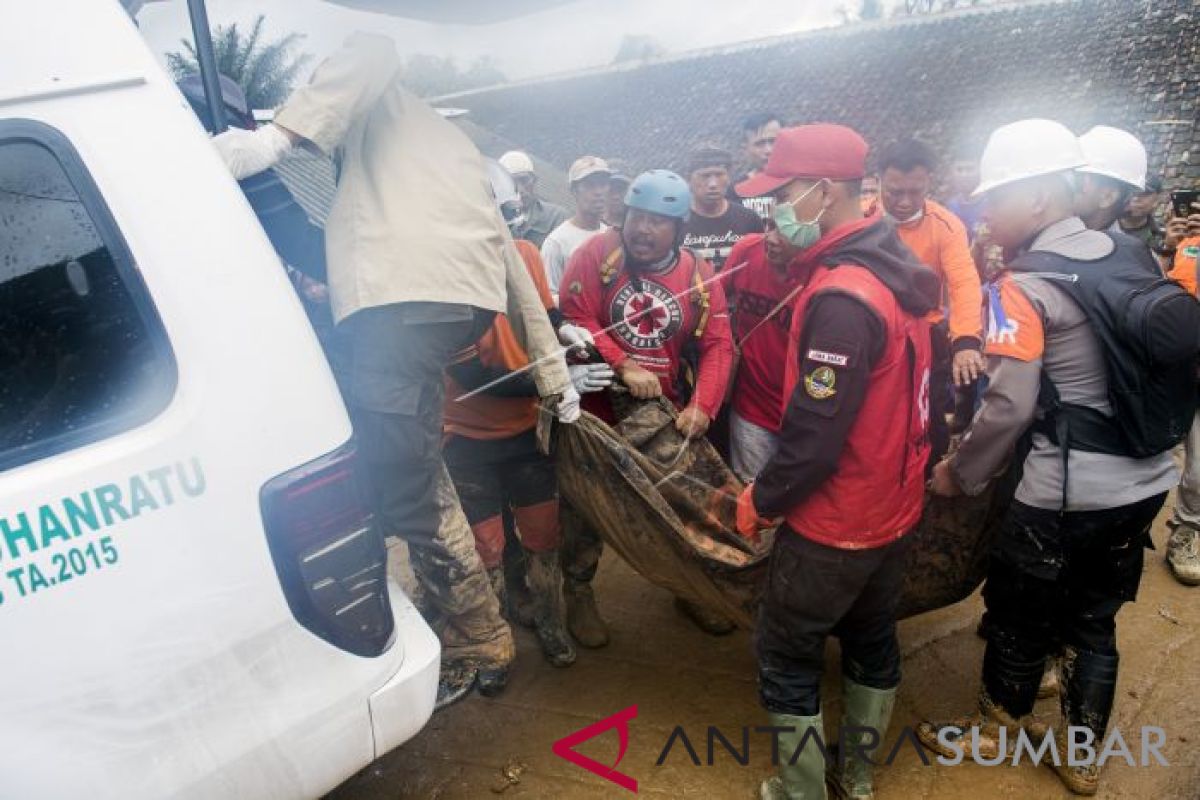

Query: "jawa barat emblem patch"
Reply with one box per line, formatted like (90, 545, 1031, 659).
(804, 366, 838, 399)
(610, 281, 683, 351)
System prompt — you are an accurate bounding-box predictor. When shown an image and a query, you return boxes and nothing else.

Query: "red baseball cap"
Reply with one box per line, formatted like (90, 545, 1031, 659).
(737, 123, 870, 198)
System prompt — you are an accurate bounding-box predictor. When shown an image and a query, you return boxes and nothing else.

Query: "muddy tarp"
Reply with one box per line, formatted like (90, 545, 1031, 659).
(550, 396, 1016, 629)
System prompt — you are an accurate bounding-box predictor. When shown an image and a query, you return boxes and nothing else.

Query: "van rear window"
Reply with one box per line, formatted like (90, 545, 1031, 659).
(0, 122, 176, 471)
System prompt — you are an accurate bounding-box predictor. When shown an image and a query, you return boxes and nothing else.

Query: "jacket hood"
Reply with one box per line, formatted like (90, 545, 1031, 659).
(820, 218, 941, 317)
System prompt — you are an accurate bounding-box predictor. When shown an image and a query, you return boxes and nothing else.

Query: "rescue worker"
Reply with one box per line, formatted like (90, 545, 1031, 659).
(443, 162, 616, 672)
(499, 150, 569, 249)
(723, 220, 801, 481)
(734, 124, 940, 800)
(558, 170, 736, 644)
(1074, 125, 1150, 235)
(920, 119, 1180, 796)
(1167, 232, 1200, 585)
(871, 138, 984, 461)
(210, 33, 581, 704)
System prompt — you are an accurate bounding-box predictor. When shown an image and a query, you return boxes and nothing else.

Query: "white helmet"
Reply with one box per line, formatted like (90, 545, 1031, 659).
(485, 158, 526, 232)
(973, 119, 1086, 197)
(1076, 125, 1147, 191)
(498, 150, 535, 177)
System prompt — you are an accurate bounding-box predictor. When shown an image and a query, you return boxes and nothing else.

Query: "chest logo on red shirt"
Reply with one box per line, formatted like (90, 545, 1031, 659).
(610, 280, 684, 351)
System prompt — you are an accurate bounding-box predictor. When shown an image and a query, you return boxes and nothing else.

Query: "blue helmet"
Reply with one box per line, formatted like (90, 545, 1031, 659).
(624, 170, 692, 222)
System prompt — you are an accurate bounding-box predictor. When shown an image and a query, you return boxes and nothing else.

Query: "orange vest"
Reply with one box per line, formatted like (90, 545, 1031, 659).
(443, 240, 555, 440)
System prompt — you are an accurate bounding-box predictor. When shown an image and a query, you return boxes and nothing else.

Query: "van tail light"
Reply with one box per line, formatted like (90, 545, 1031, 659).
(259, 441, 394, 657)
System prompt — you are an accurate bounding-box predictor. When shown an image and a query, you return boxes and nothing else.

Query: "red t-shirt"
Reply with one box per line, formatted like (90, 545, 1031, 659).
(725, 233, 805, 432)
(559, 229, 734, 418)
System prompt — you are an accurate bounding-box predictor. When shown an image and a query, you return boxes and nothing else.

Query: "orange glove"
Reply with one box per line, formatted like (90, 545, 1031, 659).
(736, 484, 774, 539)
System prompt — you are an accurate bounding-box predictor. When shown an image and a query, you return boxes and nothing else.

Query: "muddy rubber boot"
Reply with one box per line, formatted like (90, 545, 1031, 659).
(502, 524, 537, 628)
(564, 578, 609, 648)
(1038, 657, 1061, 699)
(674, 596, 736, 636)
(486, 567, 507, 612)
(759, 711, 828, 800)
(525, 550, 577, 667)
(1027, 647, 1119, 796)
(828, 681, 895, 800)
(434, 660, 477, 712)
(476, 664, 510, 697)
(916, 689, 1024, 761)
(1166, 524, 1200, 586)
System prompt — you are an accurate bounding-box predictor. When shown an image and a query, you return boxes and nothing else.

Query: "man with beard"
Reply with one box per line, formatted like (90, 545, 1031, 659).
(558, 170, 737, 644)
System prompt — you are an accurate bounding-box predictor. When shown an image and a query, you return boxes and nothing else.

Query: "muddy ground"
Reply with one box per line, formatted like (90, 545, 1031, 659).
(332, 501, 1200, 799)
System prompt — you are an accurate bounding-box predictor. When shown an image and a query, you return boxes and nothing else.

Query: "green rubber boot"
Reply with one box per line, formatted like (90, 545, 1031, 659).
(760, 711, 828, 800)
(829, 681, 896, 800)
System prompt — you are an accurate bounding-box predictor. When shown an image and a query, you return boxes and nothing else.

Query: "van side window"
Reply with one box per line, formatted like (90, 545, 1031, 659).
(0, 126, 176, 471)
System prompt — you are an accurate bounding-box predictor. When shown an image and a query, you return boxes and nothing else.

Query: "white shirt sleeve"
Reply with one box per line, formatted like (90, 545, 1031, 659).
(541, 235, 566, 295)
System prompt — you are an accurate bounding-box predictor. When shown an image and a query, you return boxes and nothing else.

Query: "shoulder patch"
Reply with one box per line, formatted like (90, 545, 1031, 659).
(804, 366, 838, 399)
(1183, 245, 1200, 259)
(568, 280, 583, 296)
(984, 278, 1044, 361)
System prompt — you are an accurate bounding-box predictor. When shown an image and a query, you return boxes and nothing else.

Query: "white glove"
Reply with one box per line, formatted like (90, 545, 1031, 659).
(569, 363, 615, 394)
(212, 125, 293, 180)
(556, 385, 581, 424)
(557, 322, 595, 356)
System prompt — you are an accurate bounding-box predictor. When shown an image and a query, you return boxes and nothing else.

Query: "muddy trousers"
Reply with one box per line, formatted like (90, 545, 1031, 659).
(560, 501, 604, 584)
(345, 303, 513, 666)
(443, 433, 562, 569)
(755, 527, 910, 716)
(980, 493, 1165, 728)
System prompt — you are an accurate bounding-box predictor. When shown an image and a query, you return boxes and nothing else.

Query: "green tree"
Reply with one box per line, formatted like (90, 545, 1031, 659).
(167, 15, 312, 109)
(400, 54, 507, 97)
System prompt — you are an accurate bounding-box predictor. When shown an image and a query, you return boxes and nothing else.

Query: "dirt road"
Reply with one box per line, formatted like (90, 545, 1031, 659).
(332, 504, 1200, 799)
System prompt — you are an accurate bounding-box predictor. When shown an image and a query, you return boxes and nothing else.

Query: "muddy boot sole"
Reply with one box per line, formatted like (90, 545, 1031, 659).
(435, 661, 477, 712)
(476, 663, 511, 698)
(1026, 722, 1100, 795)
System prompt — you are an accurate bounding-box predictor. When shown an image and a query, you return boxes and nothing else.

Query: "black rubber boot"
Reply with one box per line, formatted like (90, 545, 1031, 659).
(981, 630, 1047, 721)
(1057, 647, 1119, 795)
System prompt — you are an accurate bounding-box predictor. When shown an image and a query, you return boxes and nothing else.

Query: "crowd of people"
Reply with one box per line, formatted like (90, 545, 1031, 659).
(203, 32, 1200, 800)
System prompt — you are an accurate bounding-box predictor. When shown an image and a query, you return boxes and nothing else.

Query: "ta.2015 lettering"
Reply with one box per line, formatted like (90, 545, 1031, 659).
(2, 536, 119, 605)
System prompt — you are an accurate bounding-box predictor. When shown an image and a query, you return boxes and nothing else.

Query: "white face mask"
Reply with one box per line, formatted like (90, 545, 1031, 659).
(885, 205, 925, 225)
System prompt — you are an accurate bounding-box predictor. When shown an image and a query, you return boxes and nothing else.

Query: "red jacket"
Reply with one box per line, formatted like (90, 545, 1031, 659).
(781, 263, 932, 549)
(559, 230, 733, 418)
(750, 218, 938, 550)
(725, 233, 805, 432)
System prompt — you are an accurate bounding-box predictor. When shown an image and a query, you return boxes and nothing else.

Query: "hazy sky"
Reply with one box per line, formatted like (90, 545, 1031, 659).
(136, 0, 847, 85)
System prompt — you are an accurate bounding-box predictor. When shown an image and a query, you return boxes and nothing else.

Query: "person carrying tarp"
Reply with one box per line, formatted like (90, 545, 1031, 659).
(442, 161, 614, 677)
(208, 32, 583, 703)
(733, 124, 940, 800)
(558, 170, 736, 644)
(921, 119, 1195, 796)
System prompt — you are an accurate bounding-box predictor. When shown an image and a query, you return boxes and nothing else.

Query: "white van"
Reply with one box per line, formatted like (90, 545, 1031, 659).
(0, 1, 438, 797)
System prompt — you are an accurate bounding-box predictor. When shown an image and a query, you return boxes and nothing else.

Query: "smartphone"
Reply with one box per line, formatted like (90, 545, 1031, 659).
(1172, 189, 1200, 219)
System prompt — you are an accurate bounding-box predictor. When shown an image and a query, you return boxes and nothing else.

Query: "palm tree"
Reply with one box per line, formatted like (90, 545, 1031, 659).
(167, 15, 312, 109)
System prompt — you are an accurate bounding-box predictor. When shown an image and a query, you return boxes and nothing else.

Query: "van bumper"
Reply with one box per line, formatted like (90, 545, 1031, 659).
(367, 579, 440, 757)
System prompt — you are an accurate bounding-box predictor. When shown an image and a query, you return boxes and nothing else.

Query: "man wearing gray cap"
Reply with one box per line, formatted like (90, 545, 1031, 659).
(500, 150, 568, 249)
(541, 156, 613, 296)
